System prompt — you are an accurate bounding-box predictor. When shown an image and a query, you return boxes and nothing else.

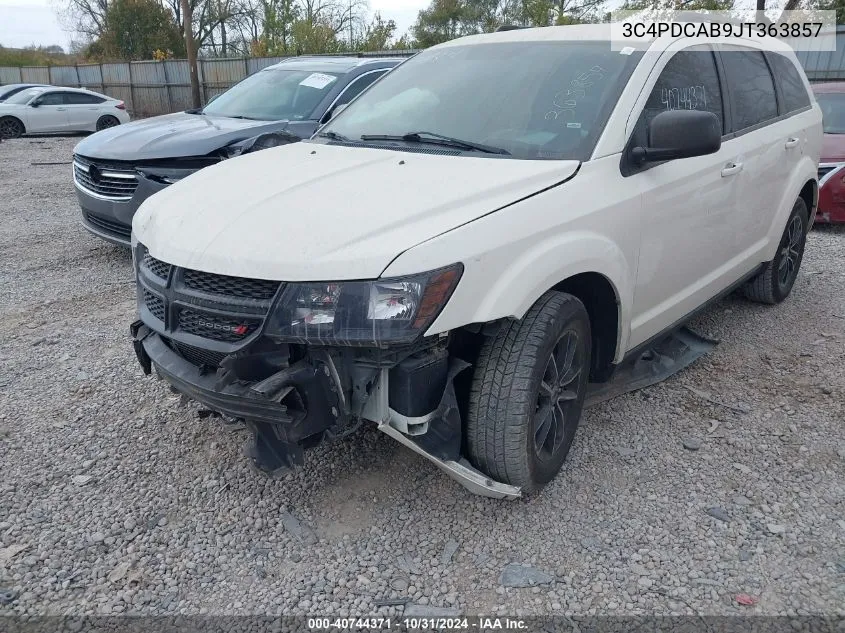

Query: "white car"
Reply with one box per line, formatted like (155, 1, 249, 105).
(130, 25, 822, 497)
(0, 86, 129, 138)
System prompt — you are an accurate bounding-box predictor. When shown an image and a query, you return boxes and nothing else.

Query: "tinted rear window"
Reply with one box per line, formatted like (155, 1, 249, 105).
(768, 53, 811, 114)
(721, 48, 778, 131)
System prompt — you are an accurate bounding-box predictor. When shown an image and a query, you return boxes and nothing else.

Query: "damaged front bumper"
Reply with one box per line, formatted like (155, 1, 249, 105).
(131, 320, 521, 499)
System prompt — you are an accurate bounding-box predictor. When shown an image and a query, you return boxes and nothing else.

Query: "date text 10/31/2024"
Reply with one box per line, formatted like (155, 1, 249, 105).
(308, 617, 529, 630)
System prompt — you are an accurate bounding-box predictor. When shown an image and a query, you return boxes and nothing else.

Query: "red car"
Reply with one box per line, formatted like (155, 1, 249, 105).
(813, 82, 845, 223)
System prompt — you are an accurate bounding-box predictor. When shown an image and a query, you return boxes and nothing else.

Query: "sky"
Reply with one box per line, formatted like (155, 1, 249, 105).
(0, 0, 427, 51)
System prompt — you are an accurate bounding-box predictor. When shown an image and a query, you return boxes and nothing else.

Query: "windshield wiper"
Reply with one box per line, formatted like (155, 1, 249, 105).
(317, 130, 354, 143)
(360, 131, 510, 155)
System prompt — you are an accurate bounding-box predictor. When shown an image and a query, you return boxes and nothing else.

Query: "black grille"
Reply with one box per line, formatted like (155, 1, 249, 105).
(168, 339, 227, 368)
(74, 157, 138, 200)
(142, 251, 171, 279)
(819, 166, 836, 181)
(84, 212, 131, 241)
(183, 269, 281, 301)
(178, 309, 260, 342)
(143, 289, 166, 322)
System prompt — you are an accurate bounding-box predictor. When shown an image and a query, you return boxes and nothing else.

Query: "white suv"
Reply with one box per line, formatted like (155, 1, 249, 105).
(130, 25, 821, 498)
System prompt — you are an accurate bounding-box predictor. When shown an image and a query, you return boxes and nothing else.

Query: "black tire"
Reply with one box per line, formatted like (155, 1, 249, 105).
(744, 198, 809, 304)
(0, 116, 24, 139)
(467, 291, 591, 491)
(96, 115, 120, 131)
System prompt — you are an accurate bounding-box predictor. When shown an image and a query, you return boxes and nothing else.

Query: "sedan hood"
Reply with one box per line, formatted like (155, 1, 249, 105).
(821, 133, 845, 162)
(73, 112, 293, 161)
(134, 142, 578, 281)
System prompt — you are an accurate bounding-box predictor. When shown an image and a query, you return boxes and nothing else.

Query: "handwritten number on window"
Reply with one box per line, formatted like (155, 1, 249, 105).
(548, 65, 607, 125)
(660, 86, 707, 112)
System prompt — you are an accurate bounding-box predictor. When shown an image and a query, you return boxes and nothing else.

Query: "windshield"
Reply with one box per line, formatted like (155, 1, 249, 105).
(322, 41, 642, 160)
(816, 93, 845, 134)
(202, 69, 341, 121)
(4, 88, 45, 105)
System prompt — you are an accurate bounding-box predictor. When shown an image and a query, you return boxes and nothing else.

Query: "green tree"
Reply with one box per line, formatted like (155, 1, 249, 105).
(356, 12, 397, 50)
(818, 0, 844, 23)
(290, 18, 341, 53)
(259, 0, 300, 54)
(87, 0, 184, 60)
(409, 0, 608, 47)
(412, 0, 475, 48)
(619, 0, 733, 9)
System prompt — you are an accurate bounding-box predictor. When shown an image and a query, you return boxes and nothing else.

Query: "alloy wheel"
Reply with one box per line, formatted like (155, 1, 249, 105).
(0, 118, 22, 139)
(97, 116, 119, 131)
(534, 330, 582, 462)
(777, 214, 804, 288)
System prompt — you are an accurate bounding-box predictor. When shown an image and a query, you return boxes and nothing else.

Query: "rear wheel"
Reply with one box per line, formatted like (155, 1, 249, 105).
(744, 198, 809, 304)
(467, 291, 591, 492)
(0, 117, 24, 139)
(96, 115, 120, 131)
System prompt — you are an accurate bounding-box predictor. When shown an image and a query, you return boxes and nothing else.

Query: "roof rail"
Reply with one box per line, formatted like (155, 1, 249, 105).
(496, 24, 529, 32)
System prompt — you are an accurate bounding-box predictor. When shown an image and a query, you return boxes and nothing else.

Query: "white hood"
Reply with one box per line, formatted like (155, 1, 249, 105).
(133, 142, 579, 281)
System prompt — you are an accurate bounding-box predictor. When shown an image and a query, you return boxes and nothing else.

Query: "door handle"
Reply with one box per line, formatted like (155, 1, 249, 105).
(56, 107, 67, 111)
(784, 137, 800, 149)
(721, 162, 743, 177)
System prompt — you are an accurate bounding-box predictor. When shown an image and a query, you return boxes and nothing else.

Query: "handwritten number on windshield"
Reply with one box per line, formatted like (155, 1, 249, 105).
(546, 65, 606, 124)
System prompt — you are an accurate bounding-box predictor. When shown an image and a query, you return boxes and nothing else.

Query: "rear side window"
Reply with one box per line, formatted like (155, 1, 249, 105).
(768, 53, 811, 114)
(66, 93, 106, 104)
(721, 48, 778, 131)
(632, 47, 724, 147)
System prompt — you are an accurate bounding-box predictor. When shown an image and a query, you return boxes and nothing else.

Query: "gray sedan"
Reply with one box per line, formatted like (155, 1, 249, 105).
(73, 56, 403, 245)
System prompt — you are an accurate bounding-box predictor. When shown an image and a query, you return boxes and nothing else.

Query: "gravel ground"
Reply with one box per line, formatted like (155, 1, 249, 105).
(1, 136, 844, 618)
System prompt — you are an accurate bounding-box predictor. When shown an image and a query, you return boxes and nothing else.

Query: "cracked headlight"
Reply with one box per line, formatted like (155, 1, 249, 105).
(222, 132, 300, 159)
(264, 264, 463, 345)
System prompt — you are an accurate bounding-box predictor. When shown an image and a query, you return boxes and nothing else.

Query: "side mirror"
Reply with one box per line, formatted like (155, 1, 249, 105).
(631, 110, 721, 164)
(29, 100, 40, 107)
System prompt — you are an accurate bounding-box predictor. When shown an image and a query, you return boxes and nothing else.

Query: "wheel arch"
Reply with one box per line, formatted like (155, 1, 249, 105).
(765, 159, 817, 260)
(798, 177, 817, 224)
(423, 230, 634, 370)
(552, 272, 620, 382)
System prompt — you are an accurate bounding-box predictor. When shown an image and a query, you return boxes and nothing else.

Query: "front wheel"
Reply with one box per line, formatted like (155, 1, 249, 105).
(744, 197, 809, 304)
(96, 115, 120, 131)
(0, 117, 24, 139)
(467, 291, 591, 492)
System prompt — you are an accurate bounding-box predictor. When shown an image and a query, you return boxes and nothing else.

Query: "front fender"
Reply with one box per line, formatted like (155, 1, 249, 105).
(385, 230, 634, 363)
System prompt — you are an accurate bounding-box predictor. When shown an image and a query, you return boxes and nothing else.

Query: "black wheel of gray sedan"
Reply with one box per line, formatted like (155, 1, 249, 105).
(96, 115, 120, 131)
(467, 291, 591, 492)
(744, 197, 809, 304)
(0, 116, 24, 139)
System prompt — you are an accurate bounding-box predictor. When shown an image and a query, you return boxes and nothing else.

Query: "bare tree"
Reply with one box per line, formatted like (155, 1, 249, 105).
(180, 0, 202, 107)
